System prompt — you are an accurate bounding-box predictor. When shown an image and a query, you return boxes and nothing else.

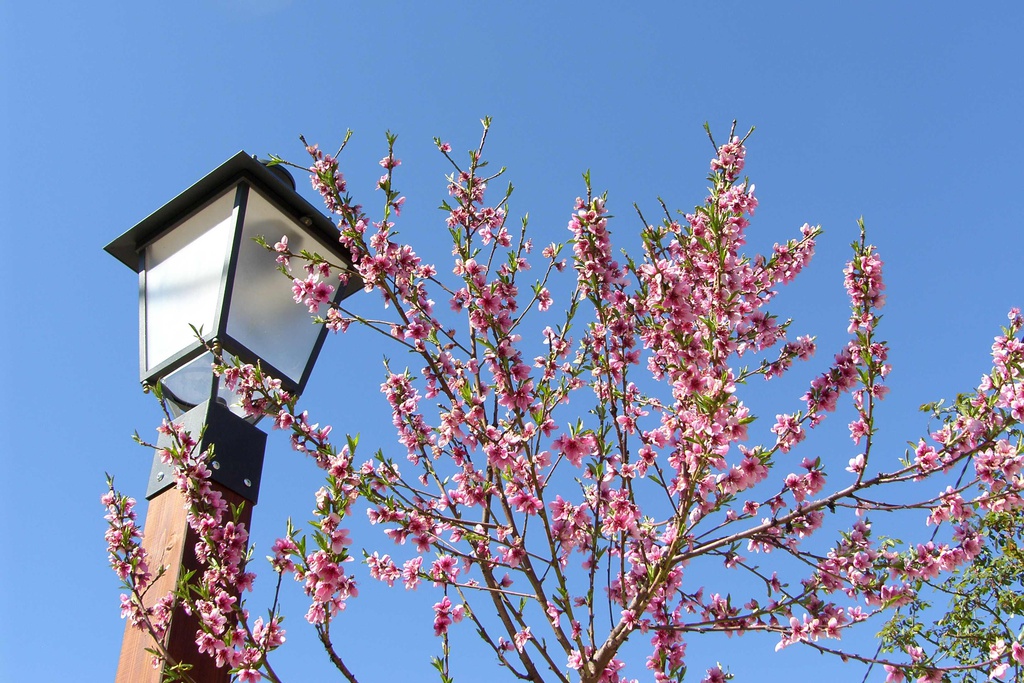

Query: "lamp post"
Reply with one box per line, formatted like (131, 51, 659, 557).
(106, 151, 357, 682)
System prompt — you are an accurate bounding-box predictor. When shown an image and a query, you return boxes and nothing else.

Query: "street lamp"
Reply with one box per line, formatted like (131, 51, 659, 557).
(106, 150, 359, 420)
(105, 151, 357, 681)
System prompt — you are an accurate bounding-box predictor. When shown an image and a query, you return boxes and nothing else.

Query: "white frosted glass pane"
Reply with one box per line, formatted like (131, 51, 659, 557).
(227, 186, 332, 384)
(145, 189, 237, 372)
(160, 352, 216, 415)
(161, 351, 263, 424)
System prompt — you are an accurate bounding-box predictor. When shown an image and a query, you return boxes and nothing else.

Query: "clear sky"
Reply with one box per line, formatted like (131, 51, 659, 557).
(2, 2, 1023, 681)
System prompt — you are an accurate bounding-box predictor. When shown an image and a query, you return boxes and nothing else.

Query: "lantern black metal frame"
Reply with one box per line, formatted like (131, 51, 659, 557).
(105, 150, 360, 400)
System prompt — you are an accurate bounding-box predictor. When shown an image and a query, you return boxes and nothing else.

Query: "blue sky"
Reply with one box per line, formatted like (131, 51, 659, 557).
(2, 2, 1023, 681)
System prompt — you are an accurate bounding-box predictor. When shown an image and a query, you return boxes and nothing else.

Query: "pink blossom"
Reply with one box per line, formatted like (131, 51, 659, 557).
(513, 627, 532, 652)
(432, 595, 464, 636)
(701, 664, 728, 683)
(552, 432, 596, 466)
(883, 665, 905, 683)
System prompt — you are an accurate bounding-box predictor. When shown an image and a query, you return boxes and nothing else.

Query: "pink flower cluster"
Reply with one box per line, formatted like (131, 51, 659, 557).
(432, 595, 465, 636)
(306, 143, 348, 215)
(292, 273, 334, 313)
(710, 135, 746, 182)
(102, 483, 171, 643)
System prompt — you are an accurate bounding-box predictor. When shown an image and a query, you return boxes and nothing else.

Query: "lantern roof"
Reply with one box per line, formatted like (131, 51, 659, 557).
(105, 150, 343, 271)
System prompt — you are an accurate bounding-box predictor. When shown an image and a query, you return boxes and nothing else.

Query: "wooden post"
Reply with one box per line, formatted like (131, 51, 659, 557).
(115, 400, 265, 681)
(116, 483, 253, 683)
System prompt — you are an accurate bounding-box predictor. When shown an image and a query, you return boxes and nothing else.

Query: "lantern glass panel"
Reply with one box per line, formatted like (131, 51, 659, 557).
(144, 188, 237, 373)
(227, 186, 334, 385)
(159, 352, 216, 417)
(159, 350, 259, 422)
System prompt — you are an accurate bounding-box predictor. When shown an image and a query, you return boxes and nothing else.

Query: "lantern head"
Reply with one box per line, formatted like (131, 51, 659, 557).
(105, 151, 359, 422)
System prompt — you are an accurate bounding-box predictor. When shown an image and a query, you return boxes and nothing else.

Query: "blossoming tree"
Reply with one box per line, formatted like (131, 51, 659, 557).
(104, 120, 1024, 683)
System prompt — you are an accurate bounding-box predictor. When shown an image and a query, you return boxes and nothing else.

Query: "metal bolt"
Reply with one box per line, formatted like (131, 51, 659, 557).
(156, 472, 165, 482)
(212, 460, 220, 470)
(243, 478, 252, 488)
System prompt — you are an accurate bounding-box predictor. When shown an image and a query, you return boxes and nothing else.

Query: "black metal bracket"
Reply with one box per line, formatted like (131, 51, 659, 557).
(146, 399, 267, 504)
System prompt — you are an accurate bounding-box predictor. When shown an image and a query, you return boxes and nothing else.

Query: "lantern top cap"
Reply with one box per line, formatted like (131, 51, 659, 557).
(105, 150, 339, 272)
